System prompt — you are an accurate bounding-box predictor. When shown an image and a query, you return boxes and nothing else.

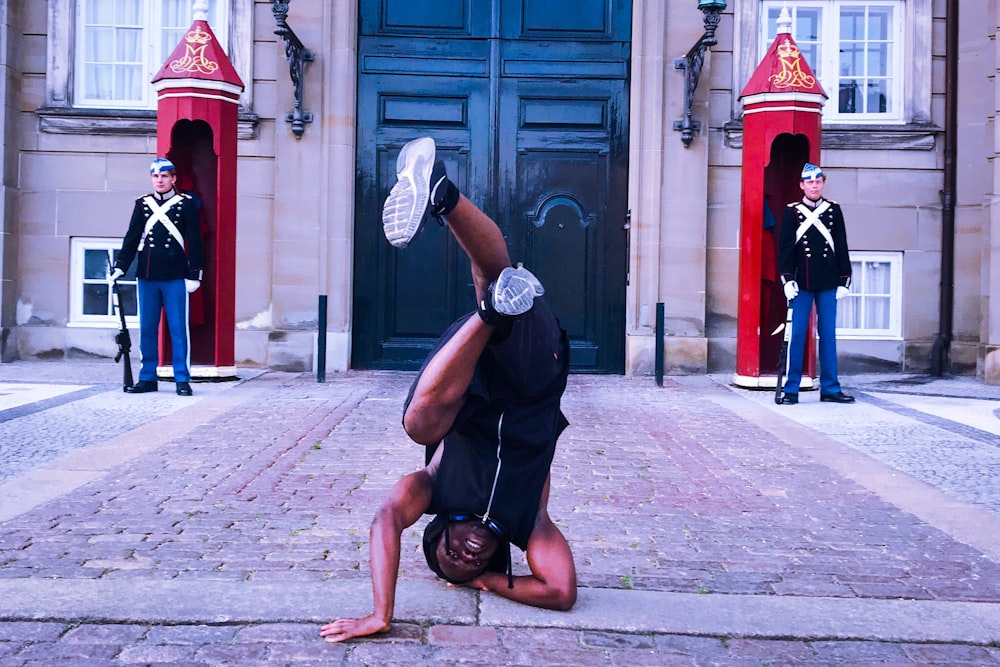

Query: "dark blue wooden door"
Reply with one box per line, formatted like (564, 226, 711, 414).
(353, 0, 631, 372)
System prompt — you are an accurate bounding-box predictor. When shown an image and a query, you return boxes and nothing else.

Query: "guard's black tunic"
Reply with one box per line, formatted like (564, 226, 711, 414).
(114, 191, 203, 281)
(777, 197, 852, 292)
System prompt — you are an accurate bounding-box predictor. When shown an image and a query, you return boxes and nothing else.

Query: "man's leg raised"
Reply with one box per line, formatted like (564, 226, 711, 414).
(384, 137, 545, 443)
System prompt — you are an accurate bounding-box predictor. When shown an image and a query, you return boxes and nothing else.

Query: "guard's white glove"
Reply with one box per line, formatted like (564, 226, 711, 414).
(110, 268, 125, 282)
(185, 279, 201, 294)
(836, 285, 850, 300)
(783, 280, 799, 301)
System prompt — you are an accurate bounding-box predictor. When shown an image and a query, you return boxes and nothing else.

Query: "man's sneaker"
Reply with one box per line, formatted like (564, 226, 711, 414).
(489, 265, 545, 317)
(382, 138, 460, 248)
(382, 137, 436, 248)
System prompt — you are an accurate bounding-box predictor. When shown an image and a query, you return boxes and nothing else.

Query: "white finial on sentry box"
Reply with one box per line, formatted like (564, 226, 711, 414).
(777, 5, 792, 34)
(193, 0, 209, 21)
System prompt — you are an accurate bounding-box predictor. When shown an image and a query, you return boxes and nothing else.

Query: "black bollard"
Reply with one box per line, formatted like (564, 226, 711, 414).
(655, 302, 664, 387)
(317, 294, 327, 383)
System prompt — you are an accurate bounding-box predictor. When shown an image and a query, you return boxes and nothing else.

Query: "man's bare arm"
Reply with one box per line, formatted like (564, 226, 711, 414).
(464, 475, 576, 610)
(320, 462, 435, 642)
(466, 508, 577, 610)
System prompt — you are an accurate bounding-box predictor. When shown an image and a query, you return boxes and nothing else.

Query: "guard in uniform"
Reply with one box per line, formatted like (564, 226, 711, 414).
(111, 158, 203, 396)
(777, 163, 855, 405)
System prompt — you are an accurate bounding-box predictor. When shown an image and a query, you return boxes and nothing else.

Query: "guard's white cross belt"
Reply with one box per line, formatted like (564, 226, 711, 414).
(138, 194, 186, 251)
(794, 201, 835, 252)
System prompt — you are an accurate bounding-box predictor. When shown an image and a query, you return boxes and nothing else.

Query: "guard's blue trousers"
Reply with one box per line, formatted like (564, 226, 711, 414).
(136, 278, 191, 383)
(782, 287, 842, 396)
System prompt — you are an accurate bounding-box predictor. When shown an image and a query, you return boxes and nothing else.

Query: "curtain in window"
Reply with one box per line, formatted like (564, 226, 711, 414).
(864, 261, 891, 329)
(81, 0, 143, 102)
(838, 260, 891, 330)
(161, 0, 189, 63)
(161, 0, 225, 61)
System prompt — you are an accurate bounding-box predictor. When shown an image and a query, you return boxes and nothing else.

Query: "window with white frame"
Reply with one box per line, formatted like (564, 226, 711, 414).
(74, 0, 230, 109)
(759, 1, 905, 123)
(836, 252, 902, 338)
(69, 238, 138, 327)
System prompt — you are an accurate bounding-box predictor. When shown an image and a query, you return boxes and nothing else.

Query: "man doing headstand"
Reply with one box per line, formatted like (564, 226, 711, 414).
(321, 136, 576, 643)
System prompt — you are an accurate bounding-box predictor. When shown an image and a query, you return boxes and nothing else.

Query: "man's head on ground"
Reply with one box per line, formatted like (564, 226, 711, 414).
(149, 157, 177, 195)
(799, 162, 826, 201)
(423, 514, 507, 584)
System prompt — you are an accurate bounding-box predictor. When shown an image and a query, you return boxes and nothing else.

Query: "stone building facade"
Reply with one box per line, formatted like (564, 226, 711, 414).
(2, 1, 999, 382)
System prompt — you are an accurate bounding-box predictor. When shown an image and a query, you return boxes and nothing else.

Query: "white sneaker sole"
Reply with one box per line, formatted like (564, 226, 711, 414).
(492, 266, 545, 316)
(382, 137, 435, 248)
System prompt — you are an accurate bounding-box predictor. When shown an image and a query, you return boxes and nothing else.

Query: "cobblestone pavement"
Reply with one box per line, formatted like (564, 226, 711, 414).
(0, 360, 998, 666)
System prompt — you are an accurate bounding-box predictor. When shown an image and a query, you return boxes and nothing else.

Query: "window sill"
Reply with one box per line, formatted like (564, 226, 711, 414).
(66, 321, 124, 329)
(723, 120, 941, 151)
(36, 106, 259, 140)
(836, 333, 904, 340)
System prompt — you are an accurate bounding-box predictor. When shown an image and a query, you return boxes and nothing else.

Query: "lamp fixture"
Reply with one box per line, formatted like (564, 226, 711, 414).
(674, 0, 727, 147)
(272, 1, 314, 139)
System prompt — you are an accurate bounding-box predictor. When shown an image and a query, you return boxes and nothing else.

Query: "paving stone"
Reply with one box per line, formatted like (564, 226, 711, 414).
(0, 364, 999, 665)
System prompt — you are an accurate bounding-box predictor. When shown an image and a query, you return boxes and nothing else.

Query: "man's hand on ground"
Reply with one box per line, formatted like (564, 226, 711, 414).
(320, 614, 390, 643)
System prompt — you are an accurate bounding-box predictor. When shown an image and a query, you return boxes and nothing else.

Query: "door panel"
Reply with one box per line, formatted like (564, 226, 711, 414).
(500, 72, 628, 372)
(502, 0, 631, 40)
(361, 0, 490, 37)
(354, 67, 489, 367)
(354, 0, 630, 372)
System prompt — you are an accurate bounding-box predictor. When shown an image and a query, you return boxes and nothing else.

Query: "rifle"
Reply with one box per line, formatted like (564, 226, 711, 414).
(112, 281, 135, 391)
(774, 301, 793, 404)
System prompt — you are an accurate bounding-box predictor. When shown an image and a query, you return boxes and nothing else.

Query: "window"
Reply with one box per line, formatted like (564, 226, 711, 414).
(73, 0, 230, 109)
(758, 1, 906, 123)
(836, 252, 902, 338)
(69, 238, 138, 327)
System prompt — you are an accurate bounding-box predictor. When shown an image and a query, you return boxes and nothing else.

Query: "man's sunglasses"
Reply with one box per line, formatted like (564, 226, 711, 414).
(448, 513, 504, 538)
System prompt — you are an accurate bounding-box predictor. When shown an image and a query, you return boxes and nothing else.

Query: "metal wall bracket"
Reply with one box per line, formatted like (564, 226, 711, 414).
(272, 1, 314, 139)
(673, 6, 724, 148)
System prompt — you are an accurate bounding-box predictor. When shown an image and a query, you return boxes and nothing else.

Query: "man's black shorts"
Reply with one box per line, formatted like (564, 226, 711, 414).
(404, 296, 569, 419)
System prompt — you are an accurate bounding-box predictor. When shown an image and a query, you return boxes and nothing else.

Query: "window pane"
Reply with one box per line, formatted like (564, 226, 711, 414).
(868, 6, 892, 40)
(795, 8, 821, 41)
(837, 295, 860, 329)
(84, 27, 114, 60)
(839, 80, 861, 113)
(85, 64, 114, 100)
(85, 0, 114, 24)
(83, 283, 110, 316)
(866, 79, 888, 114)
(84, 248, 111, 280)
(161, 0, 187, 28)
(868, 42, 888, 76)
(839, 7, 865, 40)
(765, 7, 781, 38)
(865, 261, 892, 293)
(116, 64, 143, 101)
(839, 41, 863, 76)
(115, 27, 142, 61)
(864, 296, 891, 329)
(115, 0, 141, 25)
(116, 284, 138, 317)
